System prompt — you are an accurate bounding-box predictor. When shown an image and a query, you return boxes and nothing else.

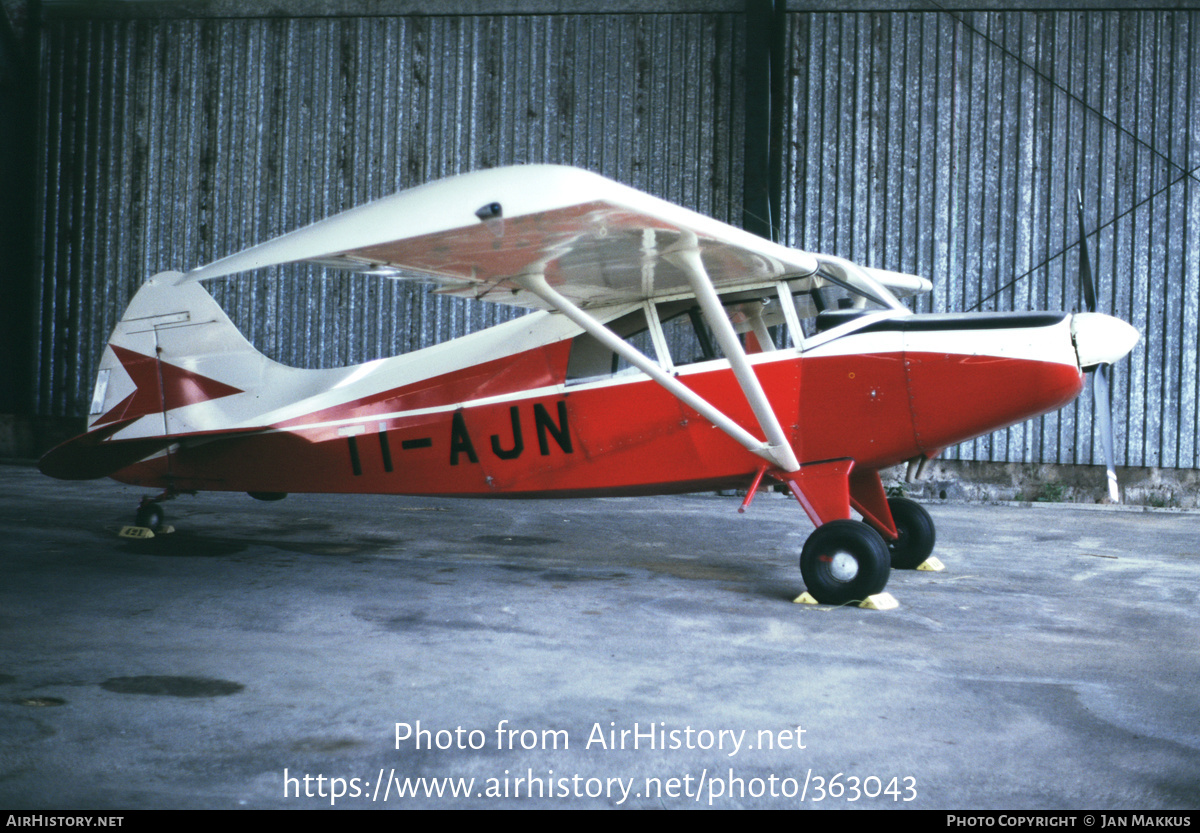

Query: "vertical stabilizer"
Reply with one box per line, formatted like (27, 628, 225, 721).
(86, 272, 269, 436)
(42, 272, 275, 480)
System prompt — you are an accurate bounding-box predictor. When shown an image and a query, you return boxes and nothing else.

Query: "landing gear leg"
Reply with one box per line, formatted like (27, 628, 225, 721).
(799, 520, 891, 605)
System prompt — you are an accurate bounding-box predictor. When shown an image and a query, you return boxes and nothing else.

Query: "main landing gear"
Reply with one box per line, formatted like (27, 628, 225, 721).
(797, 498, 937, 605)
(799, 520, 891, 606)
(885, 497, 936, 570)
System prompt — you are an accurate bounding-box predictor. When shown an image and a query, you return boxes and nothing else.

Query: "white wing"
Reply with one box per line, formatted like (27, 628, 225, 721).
(181, 165, 927, 309)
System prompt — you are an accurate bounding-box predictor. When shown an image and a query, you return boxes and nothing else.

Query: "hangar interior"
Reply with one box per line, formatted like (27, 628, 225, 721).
(2, 0, 1198, 503)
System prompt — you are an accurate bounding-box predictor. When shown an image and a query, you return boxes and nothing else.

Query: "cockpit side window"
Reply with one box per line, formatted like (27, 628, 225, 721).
(565, 307, 659, 383)
(565, 298, 772, 384)
(655, 300, 726, 366)
(562, 268, 913, 383)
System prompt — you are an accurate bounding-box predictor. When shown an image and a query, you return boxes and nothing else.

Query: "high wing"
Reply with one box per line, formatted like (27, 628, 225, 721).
(55, 165, 932, 482)
(178, 164, 931, 475)
(181, 165, 928, 309)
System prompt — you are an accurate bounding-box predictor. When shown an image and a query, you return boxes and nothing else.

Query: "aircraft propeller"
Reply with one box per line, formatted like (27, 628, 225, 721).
(1075, 191, 1122, 503)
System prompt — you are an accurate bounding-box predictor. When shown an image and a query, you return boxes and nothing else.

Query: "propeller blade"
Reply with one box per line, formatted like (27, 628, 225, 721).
(1075, 190, 1121, 502)
(1076, 190, 1098, 314)
(1093, 364, 1120, 503)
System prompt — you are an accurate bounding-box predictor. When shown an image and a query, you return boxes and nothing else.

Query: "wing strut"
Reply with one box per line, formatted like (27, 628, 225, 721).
(664, 241, 799, 471)
(515, 273, 799, 471)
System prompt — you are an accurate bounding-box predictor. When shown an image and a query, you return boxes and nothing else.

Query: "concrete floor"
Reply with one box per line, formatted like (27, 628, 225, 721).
(1, 462, 1198, 810)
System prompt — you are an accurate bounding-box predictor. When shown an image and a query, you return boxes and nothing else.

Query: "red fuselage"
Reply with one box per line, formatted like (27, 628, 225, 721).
(112, 312, 1084, 499)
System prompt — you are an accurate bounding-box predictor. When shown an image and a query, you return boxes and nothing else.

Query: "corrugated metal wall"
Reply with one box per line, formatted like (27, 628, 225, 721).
(33, 5, 1200, 472)
(783, 9, 1200, 470)
(1, 0, 38, 419)
(35, 10, 746, 413)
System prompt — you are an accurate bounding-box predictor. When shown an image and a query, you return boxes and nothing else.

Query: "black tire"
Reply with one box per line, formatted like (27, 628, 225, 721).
(135, 502, 164, 532)
(799, 520, 891, 605)
(886, 497, 936, 569)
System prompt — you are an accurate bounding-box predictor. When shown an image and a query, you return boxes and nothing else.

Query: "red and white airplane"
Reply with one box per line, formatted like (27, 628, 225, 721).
(39, 165, 1138, 604)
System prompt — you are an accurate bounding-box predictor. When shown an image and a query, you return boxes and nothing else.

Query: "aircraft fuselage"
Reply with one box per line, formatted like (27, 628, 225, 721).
(110, 311, 1085, 500)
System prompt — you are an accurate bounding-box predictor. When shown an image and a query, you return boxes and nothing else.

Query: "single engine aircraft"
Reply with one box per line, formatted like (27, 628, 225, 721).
(39, 165, 1139, 605)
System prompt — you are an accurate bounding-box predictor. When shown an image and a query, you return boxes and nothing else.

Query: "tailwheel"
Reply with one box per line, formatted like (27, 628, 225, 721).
(135, 501, 165, 532)
(885, 497, 936, 569)
(799, 520, 890, 605)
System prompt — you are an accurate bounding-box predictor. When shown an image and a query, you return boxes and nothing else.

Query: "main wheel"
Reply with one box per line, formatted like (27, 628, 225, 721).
(799, 520, 891, 605)
(135, 501, 165, 532)
(886, 497, 935, 569)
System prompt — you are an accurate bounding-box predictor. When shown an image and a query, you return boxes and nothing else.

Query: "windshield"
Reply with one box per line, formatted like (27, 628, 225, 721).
(810, 255, 908, 313)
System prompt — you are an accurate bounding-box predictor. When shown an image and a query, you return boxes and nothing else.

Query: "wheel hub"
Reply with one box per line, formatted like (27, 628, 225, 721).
(828, 551, 859, 582)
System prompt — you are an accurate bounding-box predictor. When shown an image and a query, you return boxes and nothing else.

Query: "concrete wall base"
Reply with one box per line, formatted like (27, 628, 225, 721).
(883, 459, 1200, 510)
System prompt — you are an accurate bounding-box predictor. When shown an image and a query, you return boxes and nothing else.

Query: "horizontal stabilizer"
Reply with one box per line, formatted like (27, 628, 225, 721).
(38, 420, 159, 480)
(38, 422, 265, 481)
